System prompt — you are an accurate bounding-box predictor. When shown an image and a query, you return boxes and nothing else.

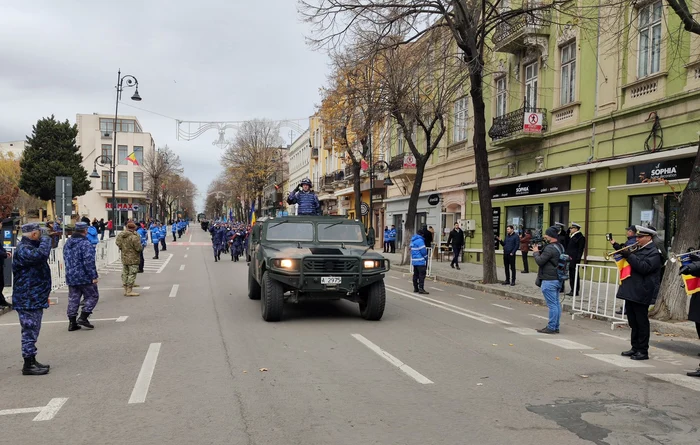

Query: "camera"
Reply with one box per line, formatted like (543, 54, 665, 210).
(529, 237, 547, 251)
(605, 233, 613, 241)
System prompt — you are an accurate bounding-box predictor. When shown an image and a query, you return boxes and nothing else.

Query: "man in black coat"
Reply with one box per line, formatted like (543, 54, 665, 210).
(617, 226, 662, 361)
(565, 223, 586, 296)
(679, 254, 700, 377)
(0, 243, 11, 308)
(447, 222, 465, 270)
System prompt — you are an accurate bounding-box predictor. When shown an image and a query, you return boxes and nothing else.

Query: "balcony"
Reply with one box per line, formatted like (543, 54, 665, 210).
(311, 147, 319, 159)
(388, 153, 416, 179)
(344, 165, 356, 181)
(331, 169, 345, 185)
(320, 174, 335, 192)
(488, 107, 548, 147)
(492, 10, 551, 54)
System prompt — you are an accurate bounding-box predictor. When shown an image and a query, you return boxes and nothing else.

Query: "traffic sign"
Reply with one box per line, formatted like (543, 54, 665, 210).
(523, 112, 543, 133)
(402, 154, 417, 169)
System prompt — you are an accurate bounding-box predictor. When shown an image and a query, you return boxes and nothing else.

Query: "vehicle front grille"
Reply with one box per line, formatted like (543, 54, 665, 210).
(303, 258, 358, 273)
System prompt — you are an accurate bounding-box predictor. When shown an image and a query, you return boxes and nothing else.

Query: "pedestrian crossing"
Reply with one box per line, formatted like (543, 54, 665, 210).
(103, 253, 173, 274)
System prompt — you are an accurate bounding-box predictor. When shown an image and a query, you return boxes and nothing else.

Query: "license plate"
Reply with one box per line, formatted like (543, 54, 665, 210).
(321, 277, 341, 285)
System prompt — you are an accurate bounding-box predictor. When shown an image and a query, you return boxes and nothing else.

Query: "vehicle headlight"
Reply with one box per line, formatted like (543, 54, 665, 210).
(272, 259, 297, 270)
(280, 259, 293, 269)
(363, 260, 382, 269)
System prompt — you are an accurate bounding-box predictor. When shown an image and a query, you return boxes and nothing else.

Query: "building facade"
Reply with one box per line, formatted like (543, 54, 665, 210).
(287, 128, 312, 215)
(0, 140, 26, 158)
(75, 113, 155, 226)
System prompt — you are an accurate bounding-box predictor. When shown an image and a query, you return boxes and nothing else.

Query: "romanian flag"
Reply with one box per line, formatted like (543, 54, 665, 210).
(613, 252, 632, 284)
(126, 152, 139, 166)
(250, 201, 256, 225)
(680, 256, 700, 296)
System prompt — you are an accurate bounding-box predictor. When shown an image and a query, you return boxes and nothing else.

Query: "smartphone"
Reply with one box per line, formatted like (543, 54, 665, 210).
(605, 233, 613, 241)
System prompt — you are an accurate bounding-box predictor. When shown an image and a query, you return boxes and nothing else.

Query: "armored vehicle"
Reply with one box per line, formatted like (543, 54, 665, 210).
(247, 216, 389, 322)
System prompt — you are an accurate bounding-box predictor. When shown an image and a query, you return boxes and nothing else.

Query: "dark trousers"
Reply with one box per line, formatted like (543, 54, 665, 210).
(521, 251, 529, 273)
(383, 241, 389, 252)
(153, 243, 159, 258)
(160, 238, 167, 251)
(139, 251, 144, 272)
(67, 284, 99, 317)
(451, 246, 462, 266)
(504, 254, 516, 283)
(626, 300, 650, 354)
(100, 231, 104, 240)
(172, 233, 177, 242)
(569, 262, 580, 295)
(389, 241, 396, 253)
(696, 321, 700, 339)
(412, 265, 427, 291)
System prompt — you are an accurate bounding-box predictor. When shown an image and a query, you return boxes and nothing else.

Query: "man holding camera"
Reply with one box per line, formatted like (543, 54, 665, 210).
(287, 178, 321, 216)
(532, 226, 565, 334)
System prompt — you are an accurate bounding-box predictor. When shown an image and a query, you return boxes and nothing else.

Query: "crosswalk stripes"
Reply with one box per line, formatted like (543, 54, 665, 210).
(648, 374, 700, 392)
(584, 354, 655, 368)
(104, 254, 172, 274)
(538, 338, 594, 350)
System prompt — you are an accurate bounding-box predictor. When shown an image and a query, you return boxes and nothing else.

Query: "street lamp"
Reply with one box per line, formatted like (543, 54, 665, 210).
(100, 69, 141, 229)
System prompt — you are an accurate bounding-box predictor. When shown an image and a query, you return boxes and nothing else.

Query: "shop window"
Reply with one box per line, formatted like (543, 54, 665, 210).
(506, 204, 543, 238)
(629, 194, 679, 250)
(416, 212, 427, 231)
(549, 202, 570, 228)
(441, 212, 461, 244)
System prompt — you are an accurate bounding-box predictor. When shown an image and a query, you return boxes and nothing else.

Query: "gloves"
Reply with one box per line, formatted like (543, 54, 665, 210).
(679, 265, 690, 275)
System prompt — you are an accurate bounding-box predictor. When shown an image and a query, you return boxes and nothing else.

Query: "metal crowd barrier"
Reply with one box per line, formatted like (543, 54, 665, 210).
(409, 247, 433, 277)
(571, 263, 627, 329)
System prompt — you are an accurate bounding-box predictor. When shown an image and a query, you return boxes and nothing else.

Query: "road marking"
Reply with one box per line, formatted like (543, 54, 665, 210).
(116, 316, 128, 322)
(597, 332, 627, 341)
(648, 374, 700, 392)
(179, 264, 185, 271)
(428, 287, 445, 292)
(389, 276, 401, 280)
(129, 343, 162, 404)
(143, 286, 151, 290)
(0, 398, 68, 421)
(184, 254, 188, 258)
(0, 317, 127, 327)
(386, 285, 511, 325)
(539, 339, 594, 350)
(186, 247, 190, 251)
(530, 314, 549, 320)
(585, 354, 655, 368)
(458, 294, 475, 300)
(492, 304, 514, 310)
(188, 234, 192, 242)
(169, 285, 179, 298)
(156, 254, 173, 274)
(351, 334, 433, 385)
(505, 327, 544, 336)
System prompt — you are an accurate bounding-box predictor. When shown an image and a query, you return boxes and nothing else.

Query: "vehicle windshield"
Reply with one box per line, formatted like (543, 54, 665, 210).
(266, 222, 314, 241)
(317, 223, 365, 243)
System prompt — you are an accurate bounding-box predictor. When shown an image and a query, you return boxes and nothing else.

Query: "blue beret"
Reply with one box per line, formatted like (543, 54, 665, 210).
(21, 223, 40, 233)
(75, 222, 89, 230)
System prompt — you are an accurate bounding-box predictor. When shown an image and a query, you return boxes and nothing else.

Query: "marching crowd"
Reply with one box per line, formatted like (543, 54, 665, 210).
(208, 222, 250, 262)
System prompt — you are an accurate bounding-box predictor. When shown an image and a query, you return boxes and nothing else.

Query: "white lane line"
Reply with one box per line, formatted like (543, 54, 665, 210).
(505, 327, 544, 336)
(188, 234, 192, 242)
(530, 314, 549, 320)
(169, 285, 179, 298)
(389, 276, 401, 280)
(386, 285, 511, 325)
(116, 316, 129, 322)
(539, 339, 594, 350)
(179, 264, 185, 271)
(143, 286, 151, 290)
(184, 254, 188, 258)
(351, 334, 433, 385)
(0, 317, 126, 327)
(648, 374, 700, 392)
(458, 294, 475, 300)
(597, 332, 627, 341)
(129, 343, 162, 404)
(156, 254, 173, 274)
(428, 287, 445, 292)
(492, 304, 514, 310)
(33, 398, 69, 421)
(585, 354, 655, 368)
(186, 247, 190, 251)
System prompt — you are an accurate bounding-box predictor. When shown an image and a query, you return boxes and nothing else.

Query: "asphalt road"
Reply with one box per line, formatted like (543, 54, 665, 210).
(1, 229, 700, 445)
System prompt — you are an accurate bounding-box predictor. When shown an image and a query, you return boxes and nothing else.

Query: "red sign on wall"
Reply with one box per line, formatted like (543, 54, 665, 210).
(105, 203, 140, 211)
(523, 112, 543, 133)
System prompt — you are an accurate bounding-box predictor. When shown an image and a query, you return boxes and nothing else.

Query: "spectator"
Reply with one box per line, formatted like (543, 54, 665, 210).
(98, 218, 106, 240)
(447, 222, 464, 270)
(107, 219, 114, 238)
(86, 225, 100, 247)
(498, 225, 519, 286)
(520, 229, 532, 274)
(383, 226, 390, 253)
(532, 226, 564, 334)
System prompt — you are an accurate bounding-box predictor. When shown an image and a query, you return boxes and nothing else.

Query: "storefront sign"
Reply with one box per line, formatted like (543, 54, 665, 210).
(105, 203, 140, 211)
(492, 208, 501, 235)
(626, 157, 695, 184)
(491, 176, 571, 199)
(523, 112, 543, 133)
(427, 194, 440, 206)
(403, 154, 417, 169)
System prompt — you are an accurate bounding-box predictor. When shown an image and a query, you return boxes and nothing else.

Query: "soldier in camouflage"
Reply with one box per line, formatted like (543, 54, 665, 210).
(115, 222, 143, 296)
(12, 223, 52, 376)
(63, 222, 100, 331)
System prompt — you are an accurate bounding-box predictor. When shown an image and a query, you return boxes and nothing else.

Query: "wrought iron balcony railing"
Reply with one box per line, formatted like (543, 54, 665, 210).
(332, 169, 345, 182)
(492, 9, 551, 49)
(389, 153, 405, 172)
(488, 107, 548, 141)
(344, 165, 355, 180)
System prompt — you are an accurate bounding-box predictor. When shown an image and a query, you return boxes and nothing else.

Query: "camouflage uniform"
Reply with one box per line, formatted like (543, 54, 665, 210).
(115, 229, 143, 289)
(64, 230, 99, 320)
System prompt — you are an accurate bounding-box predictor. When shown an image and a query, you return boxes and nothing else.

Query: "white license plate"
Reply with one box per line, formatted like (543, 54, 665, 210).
(321, 277, 341, 285)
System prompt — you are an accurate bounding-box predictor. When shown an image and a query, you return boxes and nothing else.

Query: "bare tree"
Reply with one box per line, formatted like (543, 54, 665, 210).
(141, 145, 182, 220)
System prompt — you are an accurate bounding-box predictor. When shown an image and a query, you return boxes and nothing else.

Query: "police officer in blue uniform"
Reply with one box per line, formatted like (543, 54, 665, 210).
(63, 222, 99, 331)
(12, 223, 52, 375)
(287, 178, 321, 215)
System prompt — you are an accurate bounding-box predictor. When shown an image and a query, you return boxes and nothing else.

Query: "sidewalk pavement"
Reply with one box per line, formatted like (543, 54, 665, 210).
(382, 251, 699, 340)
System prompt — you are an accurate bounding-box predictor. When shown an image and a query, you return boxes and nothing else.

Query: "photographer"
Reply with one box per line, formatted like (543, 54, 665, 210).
(680, 253, 700, 377)
(532, 226, 564, 334)
(287, 178, 321, 216)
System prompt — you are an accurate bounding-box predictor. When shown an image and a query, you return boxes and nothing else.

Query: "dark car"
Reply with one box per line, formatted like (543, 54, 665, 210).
(247, 216, 389, 322)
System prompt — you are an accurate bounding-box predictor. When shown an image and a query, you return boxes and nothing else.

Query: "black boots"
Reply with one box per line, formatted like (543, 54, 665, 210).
(418, 289, 430, 295)
(22, 356, 50, 376)
(77, 312, 94, 329)
(68, 316, 82, 331)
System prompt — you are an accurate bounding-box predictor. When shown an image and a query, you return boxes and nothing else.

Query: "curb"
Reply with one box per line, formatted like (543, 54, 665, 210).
(389, 265, 699, 340)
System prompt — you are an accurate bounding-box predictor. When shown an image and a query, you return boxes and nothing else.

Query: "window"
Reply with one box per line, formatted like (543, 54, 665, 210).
(100, 119, 113, 134)
(101, 171, 111, 190)
(317, 223, 365, 242)
(637, 1, 662, 78)
(549, 202, 570, 228)
(266, 222, 314, 241)
(525, 62, 538, 109)
(453, 97, 468, 143)
(133, 172, 143, 191)
(118, 171, 128, 190)
(506, 204, 543, 238)
(560, 42, 576, 105)
(101, 144, 112, 163)
(133, 146, 143, 165)
(397, 127, 404, 154)
(118, 145, 128, 165)
(496, 78, 507, 117)
(99, 119, 139, 133)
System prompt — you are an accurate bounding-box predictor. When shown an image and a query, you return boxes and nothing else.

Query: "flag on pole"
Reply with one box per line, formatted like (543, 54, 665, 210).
(250, 201, 256, 225)
(613, 252, 632, 284)
(680, 256, 700, 295)
(126, 152, 139, 166)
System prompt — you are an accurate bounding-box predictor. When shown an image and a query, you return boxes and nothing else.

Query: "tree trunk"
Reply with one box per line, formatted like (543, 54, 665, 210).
(353, 163, 362, 220)
(651, 149, 700, 321)
(401, 160, 427, 266)
(470, 71, 499, 284)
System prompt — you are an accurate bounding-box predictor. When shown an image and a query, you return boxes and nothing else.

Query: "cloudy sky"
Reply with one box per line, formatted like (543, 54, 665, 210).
(0, 1, 330, 210)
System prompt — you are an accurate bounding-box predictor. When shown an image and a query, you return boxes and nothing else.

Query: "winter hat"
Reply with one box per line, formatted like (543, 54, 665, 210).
(21, 223, 40, 233)
(545, 226, 559, 239)
(127, 222, 137, 230)
(74, 222, 89, 231)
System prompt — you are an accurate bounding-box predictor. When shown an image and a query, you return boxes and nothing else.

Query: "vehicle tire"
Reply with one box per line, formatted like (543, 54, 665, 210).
(359, 280, 386, 321)
(261, 271, 284, 321)
(248, 266, 261, 300)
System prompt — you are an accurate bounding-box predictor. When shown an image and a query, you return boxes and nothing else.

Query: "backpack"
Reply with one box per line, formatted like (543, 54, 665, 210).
(552, 243, 571, 281)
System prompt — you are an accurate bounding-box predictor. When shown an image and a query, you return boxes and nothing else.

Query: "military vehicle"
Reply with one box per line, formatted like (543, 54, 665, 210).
(247, 216, 389, 322)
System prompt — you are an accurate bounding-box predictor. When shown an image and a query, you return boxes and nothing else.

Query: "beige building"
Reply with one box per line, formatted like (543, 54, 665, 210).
(0, 140, 26, 158)
(75, 113, 155, 226)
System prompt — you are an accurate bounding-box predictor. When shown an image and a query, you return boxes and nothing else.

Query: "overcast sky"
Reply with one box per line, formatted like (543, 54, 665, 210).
(0, 1, 329, 211)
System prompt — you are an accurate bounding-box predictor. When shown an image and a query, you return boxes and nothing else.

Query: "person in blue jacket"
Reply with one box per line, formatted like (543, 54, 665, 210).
(159, 222, 167, 252)
(63, 222, 99, 332)
(150, 222, 161, 260)
(12, 223, 52, 375)
(172, 220, 178, 242)
(137, 223, 148, 273)
(411, 230, 429, 295)
(497, 224, 520, 286)
(86, 225, 100, 247)
(383, 226, 390, 253)
(388, 225, 397, 253)
(287, 178, 321, 216)
(213, 224, 226, 262)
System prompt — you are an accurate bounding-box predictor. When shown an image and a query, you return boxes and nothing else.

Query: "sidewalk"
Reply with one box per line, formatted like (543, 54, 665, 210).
(382, 252, 699, 339)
